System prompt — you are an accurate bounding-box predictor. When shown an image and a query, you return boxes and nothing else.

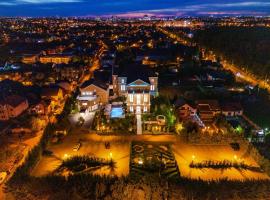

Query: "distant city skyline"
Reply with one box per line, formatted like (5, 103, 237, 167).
(0, 0, 270, 17)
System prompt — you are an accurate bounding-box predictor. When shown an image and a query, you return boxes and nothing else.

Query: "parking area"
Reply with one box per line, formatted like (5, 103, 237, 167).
(32, 131, 130, 177)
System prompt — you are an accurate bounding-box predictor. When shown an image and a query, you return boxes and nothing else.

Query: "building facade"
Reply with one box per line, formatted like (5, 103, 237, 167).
(0, 95, 29, 121)
(112, 64, 158, 113)
(40, 54, 72, 64)
(77, 79, 109, 112)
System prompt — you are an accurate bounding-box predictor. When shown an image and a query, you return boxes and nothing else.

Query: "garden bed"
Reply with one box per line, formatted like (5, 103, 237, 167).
(130, 142, 180, 180)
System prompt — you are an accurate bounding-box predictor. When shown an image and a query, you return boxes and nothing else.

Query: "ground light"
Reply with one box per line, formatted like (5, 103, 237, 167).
(63, 154, 69, 159)
(138, 158, 143, 165)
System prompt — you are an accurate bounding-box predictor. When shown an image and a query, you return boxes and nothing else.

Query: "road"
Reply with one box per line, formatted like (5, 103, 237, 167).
(158, 26, 270, 93)
(80, 42, 106, 85)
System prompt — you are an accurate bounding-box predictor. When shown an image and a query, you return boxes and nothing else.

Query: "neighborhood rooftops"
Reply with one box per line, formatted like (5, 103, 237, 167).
(0, 95, 27, 107)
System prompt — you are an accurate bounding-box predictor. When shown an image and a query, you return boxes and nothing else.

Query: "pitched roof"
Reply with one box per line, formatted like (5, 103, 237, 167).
(81, 78, 108, 91)
(196, 100, 220, 111)
(221, 102, 243, 112)
(3, 95, 27, 107)
(115, 63, 157, 83)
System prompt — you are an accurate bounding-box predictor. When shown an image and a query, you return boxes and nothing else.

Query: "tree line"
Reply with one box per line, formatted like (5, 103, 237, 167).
(194, 26, 270, 79)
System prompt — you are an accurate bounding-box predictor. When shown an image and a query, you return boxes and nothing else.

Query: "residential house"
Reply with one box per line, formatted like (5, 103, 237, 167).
(221, 102, 243, 117)
(178, 103, 197, 119)
(196, 100, 221, 123)
(77, 79, 109, 112)
(39, 54, 72, 64)
(0, 95, 29, 121)
(55, 64, 85, 82)
(22, 54, 39, 64)
(112, 64, 158, 113)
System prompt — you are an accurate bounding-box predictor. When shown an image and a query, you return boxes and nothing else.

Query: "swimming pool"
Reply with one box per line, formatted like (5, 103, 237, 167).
(110, 107, 125, 118)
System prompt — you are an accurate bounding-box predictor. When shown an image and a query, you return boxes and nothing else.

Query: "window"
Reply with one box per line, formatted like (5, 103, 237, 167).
(121, 79, 125, 84)
(130, 106, 134, 112)
(130, 94, 133, 102)
(137, 94, 141, 104)
(150, 85, 155, 91)
(144, 95, 148, 102)
(143, 106, 147, 112)
(121, 85, 125, 91)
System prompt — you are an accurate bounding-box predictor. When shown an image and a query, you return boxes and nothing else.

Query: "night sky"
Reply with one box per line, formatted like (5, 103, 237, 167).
(0, 0, 269, 17)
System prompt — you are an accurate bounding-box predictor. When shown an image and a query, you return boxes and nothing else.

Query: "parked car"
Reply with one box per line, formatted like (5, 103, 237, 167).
(73, 142, 81, 152)
(230, 143, 240, 151)
(0, 172, 7, 185)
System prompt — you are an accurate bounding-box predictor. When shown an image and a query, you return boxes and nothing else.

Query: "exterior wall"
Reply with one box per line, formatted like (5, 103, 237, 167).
(117, 77, 127, 96)
(80, 84, 109, 105)
(58, 68, 80, 81)
(22, 56, 38, 64)
(0, 100, 29, 120)
(40, 56, 71, 64)
(222, 110, 243, 117)
(6, 100, 29, 118)
(149, 77, 158, 96)
(112, 75, 118, 95)
(127, 93, 150, 113)
(78, 96, 100, 111)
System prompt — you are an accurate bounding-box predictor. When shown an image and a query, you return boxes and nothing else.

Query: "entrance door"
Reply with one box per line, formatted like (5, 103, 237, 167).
(136, 106, 141, 114)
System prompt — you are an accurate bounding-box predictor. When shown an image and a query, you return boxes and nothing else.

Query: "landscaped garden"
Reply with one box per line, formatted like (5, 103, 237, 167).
(130, 142, 180, 180)
(54, 155, 116, 176)
(92, 109, 136, 134)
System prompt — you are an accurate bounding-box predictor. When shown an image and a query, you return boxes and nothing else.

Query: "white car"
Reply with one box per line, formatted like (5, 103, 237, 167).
(0, 172, 7, 185)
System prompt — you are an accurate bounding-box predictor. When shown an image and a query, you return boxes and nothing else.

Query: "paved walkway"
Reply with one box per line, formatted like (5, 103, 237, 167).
(136, 114, 142, 135)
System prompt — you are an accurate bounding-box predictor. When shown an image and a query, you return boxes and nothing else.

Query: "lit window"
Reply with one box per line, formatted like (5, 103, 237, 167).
(121, 85, 125, 91)
(130, 106, 134, 112)
(130, 94, 133, 102)
(144, 106, 147, 112)
(82, 103, 87, 106)
(150, 85, 155, 91)
(144, 95, 148, 102)
(121, 79, 125, 84)
(137, 94, 141, 104)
